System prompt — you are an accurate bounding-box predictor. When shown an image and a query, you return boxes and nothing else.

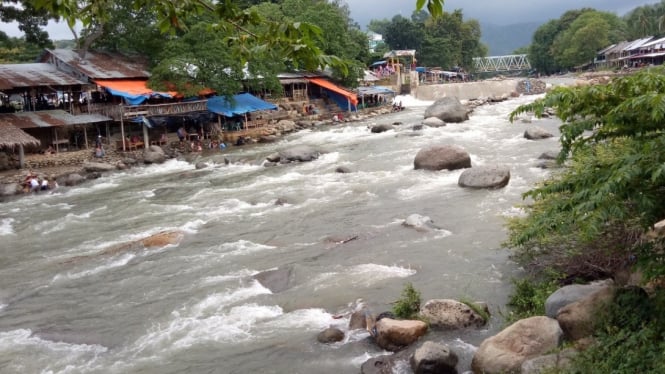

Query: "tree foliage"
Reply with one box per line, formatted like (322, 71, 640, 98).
(508, 68, 665, 280)
(379, 8, 485, 71)
(550, 11, 626, 69)
(624, 0, 665, 39)
(527, 8, 627, 74)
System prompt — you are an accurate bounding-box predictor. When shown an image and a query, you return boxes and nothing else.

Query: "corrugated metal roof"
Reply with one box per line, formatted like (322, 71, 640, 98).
(0, 110, 112, 129)
(641, 36, 665, 48)
(46, 49, 151, 80)
(623, 36, 654, 51)
(0, 63, 89, 91)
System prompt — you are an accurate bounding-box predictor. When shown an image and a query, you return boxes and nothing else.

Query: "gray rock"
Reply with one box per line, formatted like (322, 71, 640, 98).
(82, 162, 116, 173)
(412, 124, 424, 131)
(414, 144, 471, 171)
(253, 267, 293, 293)
(521, 349, 577, 374)
(371, 124, 395, 133)
(60, 173, 85, 187)
(410, 341, 459, 374)
(143, 148, 166, 164)
(536, 160, 559, 169)
(419, 299, 488, 330)
(195, 162, 208, 170)
(265, 153, 281, 163)
(259, 135, 279, 143)
(458, 165, 510, 189)
(317, 327, 344, 344)
(402, 214, 441, 232)
(0, 183, 20, 196)
(424, 97, 469, 123)
(361, 354, 401, 374)
(335, 166, 352, 173)
(422, 117, 446, 127)
(278, 145, 319, 163)
(122, 157, 138, 166)
(538, 150, 559, 160)
(545, 279, 613, 318)
(524, 127, 554, 140)
(349, 309, 368, 330)
(472, 316, 563, 374)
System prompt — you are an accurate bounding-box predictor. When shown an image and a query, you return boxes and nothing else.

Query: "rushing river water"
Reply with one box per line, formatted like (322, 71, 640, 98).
(0, 94, 562, 373)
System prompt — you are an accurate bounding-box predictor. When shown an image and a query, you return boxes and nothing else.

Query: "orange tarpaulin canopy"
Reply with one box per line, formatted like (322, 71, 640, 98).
(307, 78, 358, 106)
(94, 80, 178, 98)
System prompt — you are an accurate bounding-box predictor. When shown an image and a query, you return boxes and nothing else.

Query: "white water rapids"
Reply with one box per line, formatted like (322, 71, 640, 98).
(0, 94, 562, 373)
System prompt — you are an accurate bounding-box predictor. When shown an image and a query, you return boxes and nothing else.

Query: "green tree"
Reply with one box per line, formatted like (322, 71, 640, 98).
(1, 0, 54, 48)
(368, 18, 391, 36)
(384, 15, 424, 51)
(508, 67, 665, 281)
(551, 11, 626, 69)
(418, 9, 484, 70)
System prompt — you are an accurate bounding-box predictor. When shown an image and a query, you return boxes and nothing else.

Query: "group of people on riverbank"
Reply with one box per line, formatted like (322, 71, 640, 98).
(23, 172, 57, 193)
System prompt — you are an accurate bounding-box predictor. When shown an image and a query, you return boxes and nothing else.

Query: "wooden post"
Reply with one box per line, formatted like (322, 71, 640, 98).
(83, 126, 89, 149)
(142, 118, 149, 146)
(120, 105, 126, 151)
(18, 144, 25, 169)
(105, 123, 110, 145)
(54, 128, 59, 153)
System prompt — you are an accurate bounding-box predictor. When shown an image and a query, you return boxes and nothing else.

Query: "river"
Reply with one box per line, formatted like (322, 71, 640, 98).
(0, 94, 562, 373)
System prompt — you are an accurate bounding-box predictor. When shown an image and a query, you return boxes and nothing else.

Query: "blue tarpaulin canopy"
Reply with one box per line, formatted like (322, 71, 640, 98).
(206, 93, 277, 117)
(370, 60, 387, 67)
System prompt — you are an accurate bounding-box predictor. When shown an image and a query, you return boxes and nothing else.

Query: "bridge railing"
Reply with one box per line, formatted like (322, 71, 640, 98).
(473, 54, 531, 73)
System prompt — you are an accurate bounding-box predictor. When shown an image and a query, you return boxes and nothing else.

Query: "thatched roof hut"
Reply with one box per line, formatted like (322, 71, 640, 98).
(0, 123, 41, 169)
(0, 123, 41, 149)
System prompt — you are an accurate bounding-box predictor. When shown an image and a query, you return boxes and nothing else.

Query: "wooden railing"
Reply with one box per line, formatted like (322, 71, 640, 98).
(81, 100, 209, 120)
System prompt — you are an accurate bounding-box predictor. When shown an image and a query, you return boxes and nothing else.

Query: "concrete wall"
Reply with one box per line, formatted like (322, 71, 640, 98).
(413, 79, 520, 101)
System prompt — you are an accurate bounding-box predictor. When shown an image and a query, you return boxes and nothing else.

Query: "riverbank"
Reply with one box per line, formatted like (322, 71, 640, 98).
(0, 105, 396, 198)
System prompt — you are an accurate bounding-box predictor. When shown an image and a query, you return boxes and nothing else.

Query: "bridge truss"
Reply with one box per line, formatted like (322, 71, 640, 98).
(473, 54, 531, 73)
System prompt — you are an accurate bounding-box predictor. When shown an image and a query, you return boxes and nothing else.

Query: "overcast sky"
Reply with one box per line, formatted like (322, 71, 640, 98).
(346, 0, 660, 28)
(0, 0, 660, 40)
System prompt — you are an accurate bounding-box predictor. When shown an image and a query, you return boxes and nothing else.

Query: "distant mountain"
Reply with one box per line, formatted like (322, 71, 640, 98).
(481, 22, 541, 56)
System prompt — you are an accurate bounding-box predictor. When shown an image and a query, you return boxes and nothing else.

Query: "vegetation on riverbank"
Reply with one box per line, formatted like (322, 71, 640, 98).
(506, 66, 665, 372)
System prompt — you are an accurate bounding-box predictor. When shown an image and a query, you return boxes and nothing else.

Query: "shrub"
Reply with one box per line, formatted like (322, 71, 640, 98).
(392, 282, 421, 319)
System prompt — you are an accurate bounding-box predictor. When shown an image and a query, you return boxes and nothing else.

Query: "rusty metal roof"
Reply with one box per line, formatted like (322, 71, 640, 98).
(45, 49, 151, 80)
(0, 63, 89, 91)
(0, 110, 112, 129)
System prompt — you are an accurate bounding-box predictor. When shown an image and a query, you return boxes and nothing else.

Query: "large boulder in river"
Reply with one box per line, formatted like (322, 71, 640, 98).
(278, 145, 319, 163)
(374, 318, 428, 351)
(371, 124, 395, 133)
(317, 327, 344, 343)
(472, 316, 563, 374)
(410, 341, 459, 374)
(414, 144, 471, 171)
(458, 165, 510, 189)
(143, 146, 166, 164)
(420, 299, 488, 330)
(424, 97, 469, 123)
(254, 267, 293, 293)
(60, 173, 85, 186)
(524, 126, 553, 140)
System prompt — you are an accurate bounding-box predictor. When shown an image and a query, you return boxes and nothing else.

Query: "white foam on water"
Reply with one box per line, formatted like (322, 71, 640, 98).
(264, 308, 335, 331)
(131, 282, 279, 354)
(52, 253, 136, 282)
(0, 217, 15, 236)
(396, 169, 463, 200)
(0, 329, 107, 373)
(393, 94, 434, 107)
(207, 239, 276, 259)
(189, 280, 273, 317)
(33, 205, 108, 235)
(40, 202, 74, 210)
(312, 263, 416, 291)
